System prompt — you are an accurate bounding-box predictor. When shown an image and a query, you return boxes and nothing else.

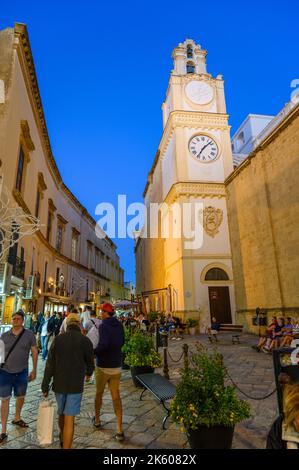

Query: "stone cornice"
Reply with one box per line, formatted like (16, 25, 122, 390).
(143, 111, 230, 197)
(164, 181, 226, 204)
(57, 213, 68, 225)
(72, 227, 80, 236)
(37, 172, 47, 191)
(14, 24, 62, 185)
(160, 111, 229, 158)
(48, 198, 57, 212)
(20, 120, 35, 151)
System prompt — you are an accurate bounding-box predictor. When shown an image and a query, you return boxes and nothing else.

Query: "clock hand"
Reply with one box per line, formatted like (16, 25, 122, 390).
(198, 141, 213, 157)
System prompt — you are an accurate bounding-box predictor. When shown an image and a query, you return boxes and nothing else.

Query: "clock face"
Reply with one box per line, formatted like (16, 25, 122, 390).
(185, 80, 214, 105)
(189, 135, 219, 162)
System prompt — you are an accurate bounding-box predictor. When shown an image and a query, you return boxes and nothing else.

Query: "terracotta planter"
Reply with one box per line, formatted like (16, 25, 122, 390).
(187, 425, 234, 449)
(189, 327, 196, 336)
(130, 366, 154, 387)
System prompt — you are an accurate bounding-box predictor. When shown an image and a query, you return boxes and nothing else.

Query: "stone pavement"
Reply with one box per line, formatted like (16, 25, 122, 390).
(0, 332, 278, 450)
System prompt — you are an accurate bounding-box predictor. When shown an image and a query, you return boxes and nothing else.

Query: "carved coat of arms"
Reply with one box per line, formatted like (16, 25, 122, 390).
(203, 206, 223, 238)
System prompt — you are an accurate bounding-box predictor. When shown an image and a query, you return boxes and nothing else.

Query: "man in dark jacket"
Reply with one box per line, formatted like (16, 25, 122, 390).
(41, 314, 94, 449)
(94, 303, 125, 441)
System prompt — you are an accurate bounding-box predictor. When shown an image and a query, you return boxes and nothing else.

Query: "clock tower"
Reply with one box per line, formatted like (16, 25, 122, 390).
(137, 39, 235, 329)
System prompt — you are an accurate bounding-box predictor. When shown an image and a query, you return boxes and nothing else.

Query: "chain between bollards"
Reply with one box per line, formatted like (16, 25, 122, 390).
(183, 343, 189, 368)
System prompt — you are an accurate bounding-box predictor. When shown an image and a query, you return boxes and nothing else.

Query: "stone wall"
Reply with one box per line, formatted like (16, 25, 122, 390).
(226, 106, 299, 333)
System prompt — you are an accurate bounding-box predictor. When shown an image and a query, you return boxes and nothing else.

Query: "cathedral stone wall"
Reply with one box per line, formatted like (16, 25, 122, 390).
(226, 107, 299, 333)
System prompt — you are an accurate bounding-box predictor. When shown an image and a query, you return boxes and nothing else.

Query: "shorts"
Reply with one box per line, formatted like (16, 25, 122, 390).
(95, 368, 121, 395)
(55, 393, 83, 416)
(0, 368, 28, 400)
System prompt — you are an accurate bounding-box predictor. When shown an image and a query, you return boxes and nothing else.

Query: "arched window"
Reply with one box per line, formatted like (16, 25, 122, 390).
(205, 268, 229, 281)
(237, 131, 245, 149)
(187, 45, 193, 58)
(186, 62, 195, 74)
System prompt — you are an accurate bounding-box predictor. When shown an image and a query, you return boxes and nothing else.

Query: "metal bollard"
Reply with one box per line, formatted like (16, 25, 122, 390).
(183, 343, 189, 369)
(162, 332, 170, 380)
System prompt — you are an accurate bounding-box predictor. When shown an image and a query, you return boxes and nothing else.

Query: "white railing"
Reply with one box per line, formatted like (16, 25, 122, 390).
(252, 100, 297, 150)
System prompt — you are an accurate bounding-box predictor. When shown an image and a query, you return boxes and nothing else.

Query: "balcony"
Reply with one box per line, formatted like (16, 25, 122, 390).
(46, 282, 54, 293)
(45, 282, 69, 298)
(55, 284, 69, 298)
(11, 256, 26, 280)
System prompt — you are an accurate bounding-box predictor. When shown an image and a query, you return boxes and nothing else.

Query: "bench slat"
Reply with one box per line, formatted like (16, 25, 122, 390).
(135, 373, 176, 401)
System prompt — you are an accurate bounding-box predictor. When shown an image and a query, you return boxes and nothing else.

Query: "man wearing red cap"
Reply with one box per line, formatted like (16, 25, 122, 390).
(94, 303, 125, 441)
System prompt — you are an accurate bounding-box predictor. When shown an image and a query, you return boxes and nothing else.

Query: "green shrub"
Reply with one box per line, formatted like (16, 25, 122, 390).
(186, 318, 199, 328)
(170, 345, 250, 430)
(123, 329, 162, 368)
(121, 326, 135, 356)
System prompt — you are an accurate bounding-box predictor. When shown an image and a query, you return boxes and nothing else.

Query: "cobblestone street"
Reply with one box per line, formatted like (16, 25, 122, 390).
(0, 332, 278, 450)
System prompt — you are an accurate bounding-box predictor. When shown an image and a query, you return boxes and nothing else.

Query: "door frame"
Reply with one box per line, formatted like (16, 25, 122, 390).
(208, 285, 232, 324)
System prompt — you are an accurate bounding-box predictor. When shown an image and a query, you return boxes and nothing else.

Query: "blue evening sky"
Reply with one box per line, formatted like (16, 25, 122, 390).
(1, 1, 298, 283)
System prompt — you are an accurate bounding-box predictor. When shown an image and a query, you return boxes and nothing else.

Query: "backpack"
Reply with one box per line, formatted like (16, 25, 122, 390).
(86, 319, 100, 349)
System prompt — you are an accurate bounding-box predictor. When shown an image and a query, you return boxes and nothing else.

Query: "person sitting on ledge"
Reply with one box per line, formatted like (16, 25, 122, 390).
(252, 316, 277, 352)
(280, 318, 295, 348)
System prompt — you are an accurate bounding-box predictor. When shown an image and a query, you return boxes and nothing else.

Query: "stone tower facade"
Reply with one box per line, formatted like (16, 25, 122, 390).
(136, 39, 235, 329)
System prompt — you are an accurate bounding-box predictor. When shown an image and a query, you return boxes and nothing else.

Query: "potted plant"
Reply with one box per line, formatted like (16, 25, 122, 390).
(186, 318, 199, 335)
(122, 329, 162, 387)
(170, 345, 250, 449)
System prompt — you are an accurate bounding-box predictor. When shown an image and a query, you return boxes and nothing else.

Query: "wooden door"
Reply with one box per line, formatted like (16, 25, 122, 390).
(208, 286, 232, 324)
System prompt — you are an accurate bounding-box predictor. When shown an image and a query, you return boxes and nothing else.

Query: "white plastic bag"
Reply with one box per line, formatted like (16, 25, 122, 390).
(37, 399, 54, 445)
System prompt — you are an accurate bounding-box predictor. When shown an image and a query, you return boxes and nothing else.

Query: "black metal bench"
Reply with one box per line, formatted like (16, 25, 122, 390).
(206, 323, 243, 344)
(135, 373, 176, 429)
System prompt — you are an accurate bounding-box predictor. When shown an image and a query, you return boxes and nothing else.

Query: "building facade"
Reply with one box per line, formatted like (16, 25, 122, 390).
(135, 39, 236, 329)
(226, 99, 299, 332)
(124, 281, 136, 300)
(0, 24, 125, 323)
(231, 114, 274, 167)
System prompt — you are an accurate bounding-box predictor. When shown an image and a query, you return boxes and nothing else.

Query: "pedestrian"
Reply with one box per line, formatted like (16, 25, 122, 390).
(81, 306, 91, 325)
(40, 311, 51, 360)
(41, 313, 94, 449)
(267, 379, 299, 448)
(83, 310, 102, 384)
(0, 309, 38, 444)
(31, 312, 38, 333)
(54, 312, 63, 337)
(60, 307, 79, 334)
(35, 310, 44, 351)
(82, 309, 101, 335)
(94, 303, 125, 442)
